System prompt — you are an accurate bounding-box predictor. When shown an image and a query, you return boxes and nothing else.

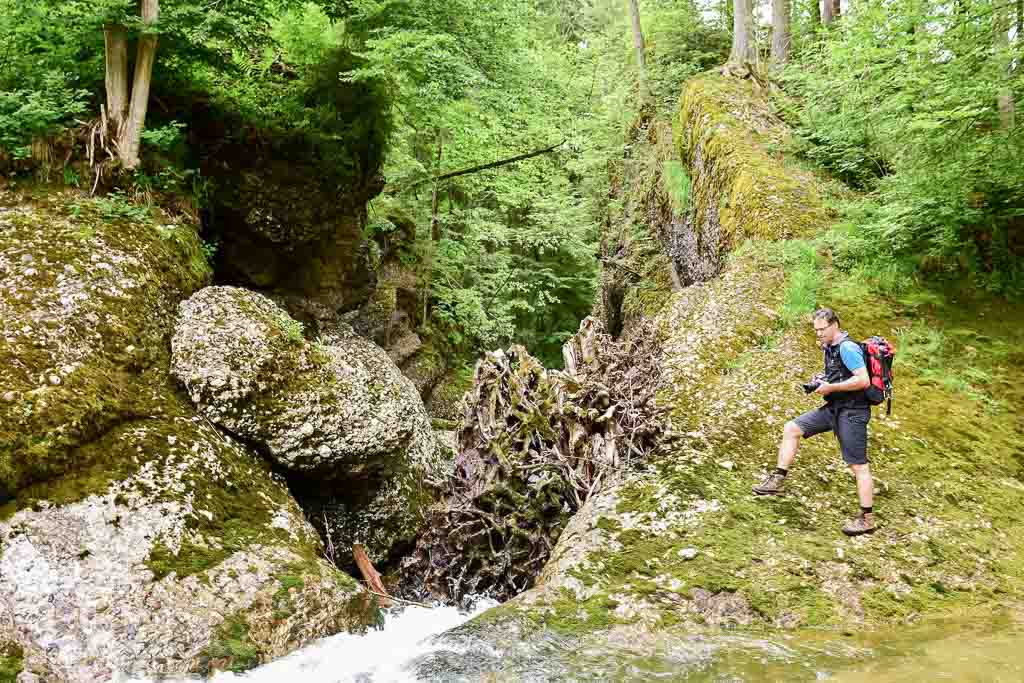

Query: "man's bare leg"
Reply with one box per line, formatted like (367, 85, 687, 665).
(777, 420, 804, 470)
(754, 421, 804, 495)
(850, 463, 873, 508)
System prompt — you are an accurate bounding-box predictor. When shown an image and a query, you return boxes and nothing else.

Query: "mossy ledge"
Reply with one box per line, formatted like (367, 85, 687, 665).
(463, 73, 1024, 643)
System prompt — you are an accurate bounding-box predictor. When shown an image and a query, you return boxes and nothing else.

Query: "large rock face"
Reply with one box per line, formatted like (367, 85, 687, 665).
(189, 103, 386, 312)
(171, 286, 444, 561)
(0, 187, 371, 681)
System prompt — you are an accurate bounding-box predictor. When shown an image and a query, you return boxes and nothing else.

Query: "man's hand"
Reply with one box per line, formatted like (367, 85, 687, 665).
(814, 382, 833, 396)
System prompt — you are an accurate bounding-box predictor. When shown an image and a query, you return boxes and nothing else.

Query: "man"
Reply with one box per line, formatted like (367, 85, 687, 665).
(753, 307, 876, 536)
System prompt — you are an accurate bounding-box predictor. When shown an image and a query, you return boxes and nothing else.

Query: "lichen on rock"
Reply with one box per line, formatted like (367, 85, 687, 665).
(171, 286, 444, 561)
(0, 405, 365, 681)
(0, 186, 211, 494)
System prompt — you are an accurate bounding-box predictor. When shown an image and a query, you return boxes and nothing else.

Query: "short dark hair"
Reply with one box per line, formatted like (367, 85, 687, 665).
(813, 307, 840, 326)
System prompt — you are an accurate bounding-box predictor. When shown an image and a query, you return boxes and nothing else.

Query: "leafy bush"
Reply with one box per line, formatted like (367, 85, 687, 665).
(0, 72, 89, 151)
(782, 0, 1024, 295)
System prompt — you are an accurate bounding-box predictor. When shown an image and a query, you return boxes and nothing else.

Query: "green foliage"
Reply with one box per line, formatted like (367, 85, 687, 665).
(140, 122, 187, 151)
(781, 0, 1024, 295)
(0, 71, 89, 151)
(81, 191, 153, 223)
(662, 160, 691, 213)
(0, 641, 22, 683)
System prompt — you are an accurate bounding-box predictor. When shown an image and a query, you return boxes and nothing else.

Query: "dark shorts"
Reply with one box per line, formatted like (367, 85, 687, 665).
(793, 404, 871, 465)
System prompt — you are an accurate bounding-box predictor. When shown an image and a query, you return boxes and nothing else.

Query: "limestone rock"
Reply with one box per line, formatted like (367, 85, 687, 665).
(171, 286, 443, 560)
(0, 408, 367, 682)
(0, 189, 211, 492)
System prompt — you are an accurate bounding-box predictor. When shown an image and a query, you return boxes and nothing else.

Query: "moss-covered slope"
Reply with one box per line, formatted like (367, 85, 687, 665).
(468, 73, 1024, 637)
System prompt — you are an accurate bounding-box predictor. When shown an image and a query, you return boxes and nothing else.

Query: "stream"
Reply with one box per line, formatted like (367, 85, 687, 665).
(132, 602, 1024, 682)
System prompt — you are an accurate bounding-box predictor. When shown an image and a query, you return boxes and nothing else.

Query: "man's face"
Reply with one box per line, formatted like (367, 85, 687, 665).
(813, 318, 837, 347)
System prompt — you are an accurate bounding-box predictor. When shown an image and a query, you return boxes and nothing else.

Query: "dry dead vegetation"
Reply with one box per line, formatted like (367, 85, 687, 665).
(403, 317, 669, 602)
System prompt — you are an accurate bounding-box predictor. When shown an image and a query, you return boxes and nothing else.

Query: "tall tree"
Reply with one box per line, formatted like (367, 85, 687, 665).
(831, 0, 841, 21)
(627, 0, 648, 100)
(822, 0, 835, 24)
(772, 0, 791, 62)
(727, 0, 758, 72)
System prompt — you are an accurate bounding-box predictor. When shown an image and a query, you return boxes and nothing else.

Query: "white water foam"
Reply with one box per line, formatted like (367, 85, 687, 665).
(129, 599, 495, 683)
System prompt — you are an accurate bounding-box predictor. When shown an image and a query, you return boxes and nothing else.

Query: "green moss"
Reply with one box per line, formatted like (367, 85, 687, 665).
(0, 642, 22, 683)
(675, 75, 831, 247)
(0, 185, 211, 494)
(197, 616, 262, 674)
(538, 72, 1024, 634)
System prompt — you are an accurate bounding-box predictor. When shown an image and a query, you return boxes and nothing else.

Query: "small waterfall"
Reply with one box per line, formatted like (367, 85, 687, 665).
(130, 600, 495, 683)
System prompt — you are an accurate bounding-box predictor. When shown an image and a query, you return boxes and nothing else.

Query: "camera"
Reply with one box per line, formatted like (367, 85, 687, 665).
(801, 380, 822, 394)
(800, 373, 825, 394)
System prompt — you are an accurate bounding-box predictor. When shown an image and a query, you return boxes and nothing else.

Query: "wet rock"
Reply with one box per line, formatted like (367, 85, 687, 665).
(0, 409, 365, 682)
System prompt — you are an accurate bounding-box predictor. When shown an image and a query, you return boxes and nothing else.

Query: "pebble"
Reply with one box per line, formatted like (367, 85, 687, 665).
(679, 547, 699, 560)
(718, 461, 734, 470)
(2, 391, 16, 402)
(836, 547, 845, 560)
(49, 374, 61, 386)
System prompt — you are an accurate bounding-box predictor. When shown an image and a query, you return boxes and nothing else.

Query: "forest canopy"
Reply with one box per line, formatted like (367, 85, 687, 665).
(0, 0, 1020, 368)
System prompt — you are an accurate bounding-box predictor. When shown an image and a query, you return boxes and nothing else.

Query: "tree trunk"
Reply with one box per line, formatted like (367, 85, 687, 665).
(771, 0, 791, 63)
(627, 0, 648, 101)
(727, 0, 758, 73)
(822, 0, 835, 24)
(117, 0, 159, 170)
(995, 7, 1016, 129)
(1018, 0, 1023, 43)
(103, 26, 130, 128)
(832, 0, 841, 21)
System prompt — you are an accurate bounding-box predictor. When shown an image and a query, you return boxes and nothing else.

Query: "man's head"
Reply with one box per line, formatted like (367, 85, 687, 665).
(812, 307, 842, 347)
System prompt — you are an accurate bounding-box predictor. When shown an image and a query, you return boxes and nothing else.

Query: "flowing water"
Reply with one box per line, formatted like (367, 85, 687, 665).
(134, 604, 1024, 682)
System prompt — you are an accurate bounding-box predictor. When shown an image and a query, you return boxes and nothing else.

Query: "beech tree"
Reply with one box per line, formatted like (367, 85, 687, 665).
(627, 0, 648, 100)
(726, 0, 758, 72)
(44, 0, 305, 170)
(822, 0, 836, 24)
(772, 0, 791, 62)
(104, 1, 159, 169)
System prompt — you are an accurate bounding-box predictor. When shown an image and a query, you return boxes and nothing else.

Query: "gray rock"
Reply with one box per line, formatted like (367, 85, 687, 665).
(0, 412, 364, 682)
(171, 286, 444, 560)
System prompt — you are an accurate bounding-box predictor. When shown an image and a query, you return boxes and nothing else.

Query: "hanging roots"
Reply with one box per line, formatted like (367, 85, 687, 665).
(402, 316, 667, 603)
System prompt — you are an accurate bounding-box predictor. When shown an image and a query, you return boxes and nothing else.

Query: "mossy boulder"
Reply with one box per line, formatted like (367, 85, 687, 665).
(0, 185, 373, 680)
(171, 286, 444, 561)
(670, 75, 830, 283)
(0, 395, 367, 681)
(0, 185, 210, 494)
(191, 108, 385, 311)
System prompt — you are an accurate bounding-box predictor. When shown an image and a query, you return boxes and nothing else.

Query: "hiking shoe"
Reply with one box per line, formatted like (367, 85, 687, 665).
(753, 473, 786, 496)
(842, 513, 876, 536)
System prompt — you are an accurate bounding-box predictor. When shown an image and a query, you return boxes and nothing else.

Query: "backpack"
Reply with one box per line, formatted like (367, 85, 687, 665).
(860, 336, 896, 415)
